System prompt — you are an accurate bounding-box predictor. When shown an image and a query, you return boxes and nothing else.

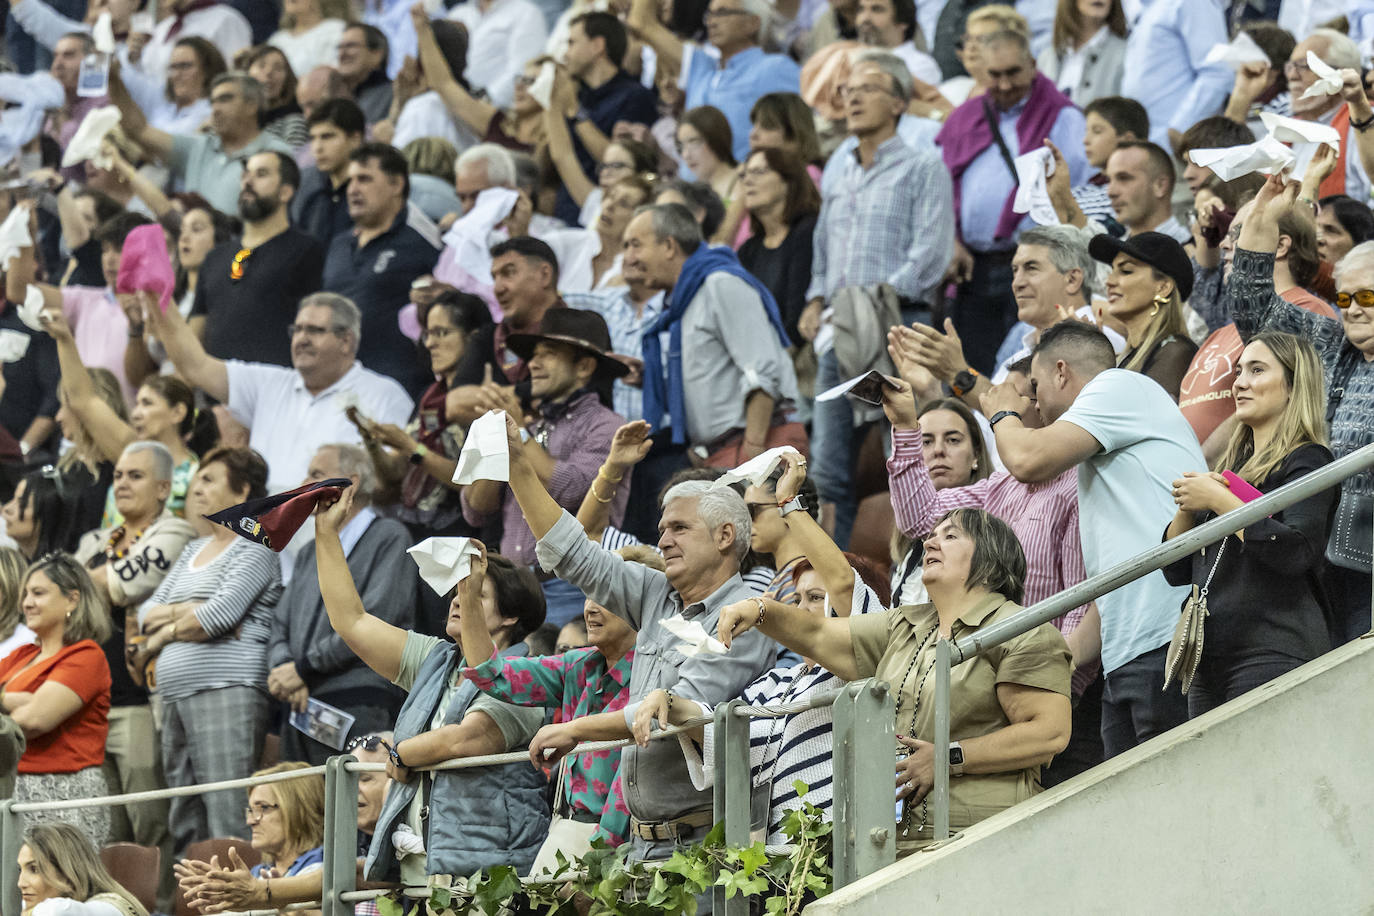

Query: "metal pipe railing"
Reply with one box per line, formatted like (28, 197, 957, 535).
(929, 440, 1374, 841)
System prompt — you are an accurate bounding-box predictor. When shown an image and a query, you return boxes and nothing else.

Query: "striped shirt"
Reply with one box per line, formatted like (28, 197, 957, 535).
(563, 288, 666, 423)
(138, 537, 282, 702)
(886, 427, 1098, 694)
(1071, 176, 1115, 225)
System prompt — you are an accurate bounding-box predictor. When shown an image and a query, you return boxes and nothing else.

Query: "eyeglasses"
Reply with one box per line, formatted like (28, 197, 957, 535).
(745, 501, 777, 519)
(345, 734, 385, 752)
(421, 326, 459, 343)
(1283, 60, 1312, 77)
(840, 83, 897, 102)
(742, 166, 774, 180)
(597, 161, 633, 175)
(1336, 289, 1374, 310)
(286, 323, 345, 339)
(244, 803, 280, 823)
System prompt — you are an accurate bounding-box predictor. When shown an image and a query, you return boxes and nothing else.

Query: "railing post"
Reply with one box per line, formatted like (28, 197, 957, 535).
(1, 800, 19, 916)
(846, 679, 895, 884)
(322, 755, 359, 916)
(712, 699, 750, 916)
(933, 638, 952, 842)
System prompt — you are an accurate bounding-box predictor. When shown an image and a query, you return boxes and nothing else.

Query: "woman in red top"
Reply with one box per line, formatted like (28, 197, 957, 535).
(0, 553, 113, 846)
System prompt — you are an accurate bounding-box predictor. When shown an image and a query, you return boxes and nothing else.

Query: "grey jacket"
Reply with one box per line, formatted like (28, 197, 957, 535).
(1036, 31, 1127, 107)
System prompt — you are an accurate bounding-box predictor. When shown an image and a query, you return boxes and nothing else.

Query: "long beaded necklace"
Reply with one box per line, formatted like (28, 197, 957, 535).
(103, 523, 147, 562)
(894, 621, 941, 838)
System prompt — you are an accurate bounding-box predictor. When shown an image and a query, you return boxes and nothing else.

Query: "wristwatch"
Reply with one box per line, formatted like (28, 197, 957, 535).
(988, 410, 1022, 428)
(778, 495, 806, 518)
(408, 443, 430, 465)
(949, 741, 965, 777)
(950, 367, 980, 397)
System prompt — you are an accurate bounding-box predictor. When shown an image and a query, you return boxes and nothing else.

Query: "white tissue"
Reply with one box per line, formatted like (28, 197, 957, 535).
(407, 536, 483, 597)
(529, 60, 555, 110)
(659, 615, 729, 656)
(391, 823, 426, 858)
(1187, 134, 1297, 181)
(1203, 32, 1271, 69)
(1012, 147, 1059, 226)
(0, 203, 31, 271)
(1300, 51, 1344, 100)
(1258, 111, 1342, 151)
(452, 410, 511, 485)
(711, 446, 803, 490)
(60, 105, 120, 169)
(0, 329, 29, 363)
(19, 285, 48, 333)
(92, 12, 117, 54)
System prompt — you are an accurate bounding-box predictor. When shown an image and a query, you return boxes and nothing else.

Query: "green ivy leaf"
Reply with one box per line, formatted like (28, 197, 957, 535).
(736, 843, 768, 875)
(376, 894, 405, 916)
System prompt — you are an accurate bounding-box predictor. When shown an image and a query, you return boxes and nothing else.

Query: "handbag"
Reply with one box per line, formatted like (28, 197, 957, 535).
(1163, 538, 1227, 694)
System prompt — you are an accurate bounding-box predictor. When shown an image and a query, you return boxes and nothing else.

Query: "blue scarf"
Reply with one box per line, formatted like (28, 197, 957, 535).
(641, 245, 791, 444)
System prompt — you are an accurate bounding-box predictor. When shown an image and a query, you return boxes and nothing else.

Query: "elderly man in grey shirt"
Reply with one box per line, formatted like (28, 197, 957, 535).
(501, 413, 775, 864)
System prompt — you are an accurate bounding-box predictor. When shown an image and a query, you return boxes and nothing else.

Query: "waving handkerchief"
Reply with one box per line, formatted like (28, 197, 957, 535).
(1203, 32, 1270, 69)
(1300, 51, 1344, 100)
(0, 203, 31, 271)
(92, 12, 117, 53)
(116, 223, 174, 313)
(453, 409, 511, 484)
(711, 445, 803, 490)
(60, 105, 120, 168)
(0, 329, 29, 363)
(407, 537, 483, 596)
(1187, 134, 1296, 181)
(659, 615, 729, 656)
(19, 285, 48, 332)
(529, 60, 556, 110)
(1258, 111, 1341, 151)
(1012, 147, 1059, 226)
(433, 187, 520, 319)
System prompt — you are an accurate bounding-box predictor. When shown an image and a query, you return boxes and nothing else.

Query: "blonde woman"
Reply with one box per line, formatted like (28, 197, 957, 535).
(1164, 331, 1334, 717)
(18, 823, 148, 916)
(0, 547, 36, 660)
(1089, 231, 1197, 401)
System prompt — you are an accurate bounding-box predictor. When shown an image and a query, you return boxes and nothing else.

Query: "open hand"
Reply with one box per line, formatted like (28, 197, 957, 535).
(607, 420, 653, 468)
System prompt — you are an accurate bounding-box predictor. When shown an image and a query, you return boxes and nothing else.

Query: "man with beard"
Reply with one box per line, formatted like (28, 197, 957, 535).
(854, 0, 941, 87)
(189, 151, 325, 367)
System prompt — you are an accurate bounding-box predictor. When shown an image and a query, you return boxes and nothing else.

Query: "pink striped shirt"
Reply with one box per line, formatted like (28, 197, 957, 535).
(887, 426, 1099, 694)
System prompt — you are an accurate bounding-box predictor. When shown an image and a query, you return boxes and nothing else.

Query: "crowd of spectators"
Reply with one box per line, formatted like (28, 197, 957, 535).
(2, 0, 1374, 911)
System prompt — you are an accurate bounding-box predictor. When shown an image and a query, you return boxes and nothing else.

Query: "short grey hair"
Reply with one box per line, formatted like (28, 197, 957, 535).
(212, 72, 265, 112)
(852, 49, 912, 104)
(121, 440, 174, 483)
(456, 143, 517, 189)
(641, 202, 703, 257)
(1018, 225, 1098, 300)
(319, 443, 375, 504)
(298, 292, 362, 350)
(735, 0, 772, 42)
(1334, 240, 1374, 290)
(662, 480, 751, 564)
(982, 28, 1033, 61)
(1308, 29, 1361, 71)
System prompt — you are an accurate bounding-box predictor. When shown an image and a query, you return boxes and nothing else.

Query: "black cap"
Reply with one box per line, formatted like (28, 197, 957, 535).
(1088, 231, 1193, 302)
(506, 308, 630, 380)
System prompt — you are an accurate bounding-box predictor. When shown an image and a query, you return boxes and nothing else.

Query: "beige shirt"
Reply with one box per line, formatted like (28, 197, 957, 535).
(848, 593, 1071, 845)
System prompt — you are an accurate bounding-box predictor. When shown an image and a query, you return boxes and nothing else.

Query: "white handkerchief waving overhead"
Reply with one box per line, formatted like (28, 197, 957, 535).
(529, 61, 556, 110)
(19, 285, 49, 333)
(1299, 51, 1344, 100)
(60, 105, 120, 168)
(1258, 111, 1342, 151)
(711, 446, 803, 489)
(92, 12, 117, 53)
(1012, 147, 1059, 226)
(1203, 32, 1270, 69)
(0, 329, 29, 363)
(407, 537, 483, 597)
(1187, 135, 1296, 181)
(452, 409, 511, 484)
(0, 203, 31, 271)
(659, 615, 729, 656)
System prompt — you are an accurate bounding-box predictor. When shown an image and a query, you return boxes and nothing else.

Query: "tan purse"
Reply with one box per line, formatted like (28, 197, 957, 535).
(1163, 538, 1227, 694)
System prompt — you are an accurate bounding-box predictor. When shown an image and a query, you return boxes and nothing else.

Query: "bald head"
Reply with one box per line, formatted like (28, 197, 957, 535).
(298, 66, 346, 120)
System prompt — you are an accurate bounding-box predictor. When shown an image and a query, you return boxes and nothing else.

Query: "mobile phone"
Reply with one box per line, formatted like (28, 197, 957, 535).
(848, 371, 900, 406)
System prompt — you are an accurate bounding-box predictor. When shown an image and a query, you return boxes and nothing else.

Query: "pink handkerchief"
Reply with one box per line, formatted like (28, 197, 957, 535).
(115, 223, 173, 313)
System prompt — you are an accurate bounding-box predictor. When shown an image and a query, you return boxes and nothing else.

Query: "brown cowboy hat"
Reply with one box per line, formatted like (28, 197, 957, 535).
(506, 308, 630, 380)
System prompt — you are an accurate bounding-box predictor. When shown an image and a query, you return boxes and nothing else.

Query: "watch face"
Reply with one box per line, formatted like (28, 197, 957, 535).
(950, 746, 964, 765)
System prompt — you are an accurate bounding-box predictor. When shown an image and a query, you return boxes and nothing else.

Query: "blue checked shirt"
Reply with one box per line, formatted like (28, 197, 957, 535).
(806, 135, 955, 304)
(564, 287, 666, 423)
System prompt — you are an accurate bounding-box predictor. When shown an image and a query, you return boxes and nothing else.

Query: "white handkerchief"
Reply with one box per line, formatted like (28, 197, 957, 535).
(19, 285, 48, 332)
(659, 615, 728, 656)
(529, 60, 555, 110)
(1258, 111, 1342, 150)
(0, 203, 31, 271)
(60, 105, 120, 169)
(711, 446, 803, 490)
(0, 329, 29, 363)
(452, 410, 511, 485)
(1300, 51, 1344, 100)
(1187, 135, 1296, 181)
(1012, 147, 1059, 226)
(407, 536, 483, 597)
(92, 12, 117, 54)
(1203, 32, 1270, 69)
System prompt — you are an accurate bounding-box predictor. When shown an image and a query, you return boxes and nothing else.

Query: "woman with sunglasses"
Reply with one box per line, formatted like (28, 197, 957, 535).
(1231, 174, 1374, 645)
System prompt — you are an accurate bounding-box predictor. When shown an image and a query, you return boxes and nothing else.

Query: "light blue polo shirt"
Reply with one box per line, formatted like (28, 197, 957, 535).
(681, 44, 800, 164)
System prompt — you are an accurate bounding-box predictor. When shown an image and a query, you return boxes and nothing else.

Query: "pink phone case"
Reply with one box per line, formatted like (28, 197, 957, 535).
(1221, 471, 1264, 503)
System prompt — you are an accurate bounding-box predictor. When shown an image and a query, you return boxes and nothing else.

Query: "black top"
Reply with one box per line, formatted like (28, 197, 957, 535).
(321, 210, 440, 395)
(85, 550, 147, 708)
(191, 228, 325, 367)
(67, 238, 105, 288)
(1123, 333, 1197, 403)
(291, 167, 353, 248)
(0, 303, 59, 446)
(1162, 443, 1335, 662)
(553, 70, 659, 225)
(738, 213, 817, 347)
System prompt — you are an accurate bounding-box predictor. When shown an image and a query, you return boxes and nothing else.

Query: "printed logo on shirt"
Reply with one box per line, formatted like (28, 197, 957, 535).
(374, 251, 396, 273)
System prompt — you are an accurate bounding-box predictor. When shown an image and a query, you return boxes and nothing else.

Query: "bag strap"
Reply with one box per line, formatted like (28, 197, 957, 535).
(1326, 349, 1360, 424)
(982, 98, 1019, 181)
(1198, 537, 1228, 598)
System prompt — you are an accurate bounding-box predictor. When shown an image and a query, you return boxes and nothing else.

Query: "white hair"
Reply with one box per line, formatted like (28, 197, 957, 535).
(1335, 240, 1374, 290)
(121, 440, 174, 483)
(456, 143, 517, 189)
(1308, 29, 1361, 71)
(319, 442, 375, 504)
(662, 480, 751, 564)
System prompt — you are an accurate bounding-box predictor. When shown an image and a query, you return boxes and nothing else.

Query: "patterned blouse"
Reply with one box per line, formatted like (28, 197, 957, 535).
(464, 647, 635, 845)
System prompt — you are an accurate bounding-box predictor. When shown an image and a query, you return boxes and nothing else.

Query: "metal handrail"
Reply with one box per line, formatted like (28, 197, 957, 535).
(930, 441, 1374, 840)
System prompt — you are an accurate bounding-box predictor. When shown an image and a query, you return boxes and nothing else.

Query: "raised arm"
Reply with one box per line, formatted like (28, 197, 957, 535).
(575, 420, 652, 540)
(141, 290, 229, 402)
(627, 0, 683, 78)
(1340, 69, 1374, 196)
(772, 452, 858, 613)
(456, 542, 497, 667)
(313, 489, 410, 684)
(411, 3, 498, 137)
(543, 70, 596, 207)
(106, 139, 174, 219)
(42, 310, 135, 463)
(4, 236, 60, 315)
(107, 58, 174, 162)
(717, 596, 861, 680)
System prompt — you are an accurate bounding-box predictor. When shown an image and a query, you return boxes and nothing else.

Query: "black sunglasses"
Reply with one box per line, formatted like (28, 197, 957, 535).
(345, 734, 385, 752)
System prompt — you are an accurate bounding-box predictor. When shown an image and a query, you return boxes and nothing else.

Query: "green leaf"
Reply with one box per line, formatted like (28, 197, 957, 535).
(736, 842, 768, 875)
(429, 885, 453, 908)
(376, 895, 405, 916)
(792, 778, 809, 797)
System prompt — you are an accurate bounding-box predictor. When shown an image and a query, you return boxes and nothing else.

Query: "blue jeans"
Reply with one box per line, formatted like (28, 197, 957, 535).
(810, 348, 856, 547)
(541, 576, 588, 628)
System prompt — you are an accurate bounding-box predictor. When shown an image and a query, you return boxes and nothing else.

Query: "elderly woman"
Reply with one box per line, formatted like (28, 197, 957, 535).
(18, 823, 148, 916)
(1230, 174, 1374, 644)
(315, 486, 549, 887)
(718, 507, 1072, 853)
(0, 555, 112, 845)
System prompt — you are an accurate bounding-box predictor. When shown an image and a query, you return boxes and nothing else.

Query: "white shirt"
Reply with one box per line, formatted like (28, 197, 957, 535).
(268, 19, 348, 80)
(392, 90, 480, 152)
(1278, 0, 1349, 40)
(117, 57, 211, 135)
(892, 40, 942, 87)
(446, 0, 549, 109)
(225, 360, 414, 495)
(139, 4, 253, 85)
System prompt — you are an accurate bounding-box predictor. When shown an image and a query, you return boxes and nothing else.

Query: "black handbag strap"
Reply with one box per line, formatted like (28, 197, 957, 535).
(982, 98, 1019, 181)
(1326, 348, 1360, 424)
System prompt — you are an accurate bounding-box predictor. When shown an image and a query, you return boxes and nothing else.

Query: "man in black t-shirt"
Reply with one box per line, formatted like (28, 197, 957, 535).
(191, 151, 325, 366)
